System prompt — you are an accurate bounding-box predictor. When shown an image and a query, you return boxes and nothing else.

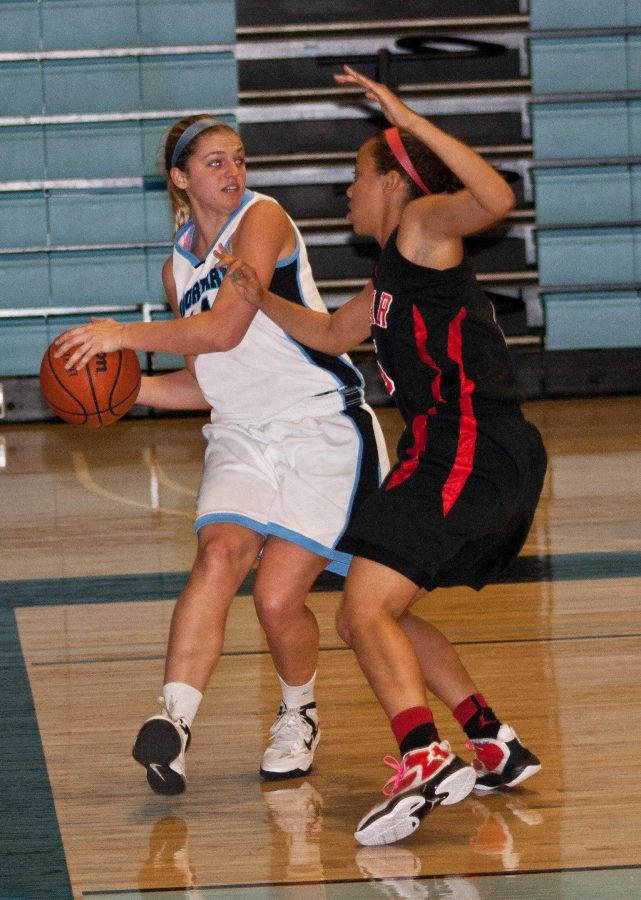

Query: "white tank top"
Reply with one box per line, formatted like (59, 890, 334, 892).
(172, 190, 364, 424)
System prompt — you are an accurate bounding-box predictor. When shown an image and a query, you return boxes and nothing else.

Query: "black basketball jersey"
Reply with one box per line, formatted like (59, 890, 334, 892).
(342, 229, 546, 590)
(370, 229, 522, 428)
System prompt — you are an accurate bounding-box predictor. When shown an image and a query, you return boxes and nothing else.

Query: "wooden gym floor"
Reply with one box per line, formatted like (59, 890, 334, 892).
(1, 396, 641, 899)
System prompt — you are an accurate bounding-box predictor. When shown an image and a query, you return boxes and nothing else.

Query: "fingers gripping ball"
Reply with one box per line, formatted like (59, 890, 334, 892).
(39, 344, 141, 428)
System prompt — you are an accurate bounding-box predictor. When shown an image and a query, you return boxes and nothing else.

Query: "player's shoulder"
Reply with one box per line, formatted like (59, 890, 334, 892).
(242, 192, 289, 225)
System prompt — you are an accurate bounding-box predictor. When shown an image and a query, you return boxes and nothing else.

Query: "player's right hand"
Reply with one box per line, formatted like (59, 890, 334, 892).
(214, 245, 266, 308)
(53, 317, 125, 370)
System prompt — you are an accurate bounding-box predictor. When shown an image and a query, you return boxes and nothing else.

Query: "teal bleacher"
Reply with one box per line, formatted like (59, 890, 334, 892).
(0, 0, 237, 377)
(3, 1, 641, 403)
(529, 0, 641, 351)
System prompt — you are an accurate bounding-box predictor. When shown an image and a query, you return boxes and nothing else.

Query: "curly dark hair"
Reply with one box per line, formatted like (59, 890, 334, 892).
(370, 130, 463, 199)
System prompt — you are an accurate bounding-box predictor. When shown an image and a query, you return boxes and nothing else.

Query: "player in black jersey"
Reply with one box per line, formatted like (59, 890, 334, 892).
(216, 65, 547, 846)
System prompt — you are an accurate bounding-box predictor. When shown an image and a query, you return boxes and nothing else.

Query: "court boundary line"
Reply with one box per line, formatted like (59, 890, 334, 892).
(82, 860, 641, 895)
(2, 550, 641, 610)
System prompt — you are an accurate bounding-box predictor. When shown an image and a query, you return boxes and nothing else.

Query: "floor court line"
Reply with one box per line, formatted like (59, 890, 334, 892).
(2, 549, 641, 898)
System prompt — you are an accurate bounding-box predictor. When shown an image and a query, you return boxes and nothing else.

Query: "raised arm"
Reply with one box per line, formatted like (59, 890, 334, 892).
(336, 65, 515, 238)
(216, 246, 372, 356)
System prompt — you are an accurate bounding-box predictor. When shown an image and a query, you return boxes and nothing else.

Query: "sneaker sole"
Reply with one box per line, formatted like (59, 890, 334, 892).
(355, 793, 427, 847)
(473, 761, 542, 795)
(436, 761, 477, 806)
(259, 730, 320, 781)
(355, 761, 476, 847)
(132, 720, 186, 796)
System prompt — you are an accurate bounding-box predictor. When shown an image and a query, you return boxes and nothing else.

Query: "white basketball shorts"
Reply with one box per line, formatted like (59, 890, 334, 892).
(195, 405, 388, 576)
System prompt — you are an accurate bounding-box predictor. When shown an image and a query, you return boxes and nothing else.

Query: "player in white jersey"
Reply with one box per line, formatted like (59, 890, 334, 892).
(55, 115, 389, 794)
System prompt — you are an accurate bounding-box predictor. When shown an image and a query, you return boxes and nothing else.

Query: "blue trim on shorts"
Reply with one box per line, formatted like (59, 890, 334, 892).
(266, 523, 352, 576)
(194, 515, 353, 576)
(195, 512, 268, 536)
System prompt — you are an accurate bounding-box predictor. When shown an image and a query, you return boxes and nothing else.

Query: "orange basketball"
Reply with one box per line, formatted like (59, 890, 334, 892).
(39, 343, 141, 428)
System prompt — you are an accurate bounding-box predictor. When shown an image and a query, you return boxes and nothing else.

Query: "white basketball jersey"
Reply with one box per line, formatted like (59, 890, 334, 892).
(172, 190, 364, 423)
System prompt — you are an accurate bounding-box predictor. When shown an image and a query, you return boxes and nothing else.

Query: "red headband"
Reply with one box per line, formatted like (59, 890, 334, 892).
(383, 127, 432, 195)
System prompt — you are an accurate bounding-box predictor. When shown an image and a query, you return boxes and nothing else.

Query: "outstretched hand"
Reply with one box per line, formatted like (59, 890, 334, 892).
(54, 317, 125, 370)
(214, 245, 266, 308)
(333, 64, 417, 131)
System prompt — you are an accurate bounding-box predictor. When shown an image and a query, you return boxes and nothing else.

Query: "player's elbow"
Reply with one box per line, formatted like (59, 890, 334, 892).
(493, 181, 516, 220)
(213, 333, 242, 353)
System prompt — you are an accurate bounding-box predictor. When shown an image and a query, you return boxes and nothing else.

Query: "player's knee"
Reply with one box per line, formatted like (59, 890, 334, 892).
(335, 600, 361, 646)
(253, 588, 294, 633)
(195, 533, 253, 581)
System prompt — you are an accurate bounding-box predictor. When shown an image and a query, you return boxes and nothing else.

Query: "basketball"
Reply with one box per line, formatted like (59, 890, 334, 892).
(39, 343, 141, 428)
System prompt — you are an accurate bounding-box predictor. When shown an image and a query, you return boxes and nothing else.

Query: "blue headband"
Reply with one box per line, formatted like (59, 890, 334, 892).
(170, 118, 222, 168)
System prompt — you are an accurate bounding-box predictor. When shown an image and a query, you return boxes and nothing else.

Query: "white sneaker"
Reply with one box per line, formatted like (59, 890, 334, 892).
(355, 741, 476, 847)
(132, 700, 191, 795)
(466, 723, 541, 793)
(260, 702, 320, 780)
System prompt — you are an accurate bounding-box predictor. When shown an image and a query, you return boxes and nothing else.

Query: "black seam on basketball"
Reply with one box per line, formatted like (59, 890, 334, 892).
(107, 351, 124, 414)
(85, 363, 104, 426)
(108, 364, 141, 415)
(43, 348, 88, 423)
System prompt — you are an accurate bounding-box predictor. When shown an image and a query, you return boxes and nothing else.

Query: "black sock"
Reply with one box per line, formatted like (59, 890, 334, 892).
(400, 722, 439, 757)
(454, 693, 501, 740)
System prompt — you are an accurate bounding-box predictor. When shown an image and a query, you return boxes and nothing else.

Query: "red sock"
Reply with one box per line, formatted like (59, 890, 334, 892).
(453, 693, 500, 739)
(391, 706, 439, 755)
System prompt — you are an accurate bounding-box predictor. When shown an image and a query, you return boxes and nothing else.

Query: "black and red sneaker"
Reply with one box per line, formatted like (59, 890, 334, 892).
(467, 724, 541, 793)
(354, 740, 476, 846)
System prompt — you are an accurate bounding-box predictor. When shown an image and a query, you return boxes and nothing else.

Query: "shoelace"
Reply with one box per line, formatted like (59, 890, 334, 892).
(270, 709, 311, 750)
(157, 695, 183, 726)
(381, 755, 409, 796)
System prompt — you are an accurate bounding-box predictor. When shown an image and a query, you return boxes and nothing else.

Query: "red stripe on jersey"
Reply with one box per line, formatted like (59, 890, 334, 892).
(386, 412, 428, 489)
(412, 305, 444, 403)
(442, 308, 477, 516)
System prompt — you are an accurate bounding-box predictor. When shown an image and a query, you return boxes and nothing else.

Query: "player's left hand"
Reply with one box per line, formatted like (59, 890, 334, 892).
(333, 65, 417, 131)
(54, 317, 125, 370)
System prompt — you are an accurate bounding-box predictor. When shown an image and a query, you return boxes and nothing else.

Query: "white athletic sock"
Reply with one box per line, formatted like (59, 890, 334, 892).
(162, 681, 203, 728)
(278, 671, 317, 710)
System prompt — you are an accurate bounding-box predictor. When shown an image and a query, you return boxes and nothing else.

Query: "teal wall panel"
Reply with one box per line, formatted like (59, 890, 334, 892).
(1, 2, 40, 52)
(0, 192, 48, 247)
(41, 0, 139, 49)
(48, 190, 147, 245)
(628, 101, 641, 154)
(43, 58, 142, 115)
(0, 319, 49, 375)
(143, 191, 173, 241)
(537, 227, 636, 285)
(41, 55, 237, 116)
(140, 53, 237, 110)
(630, 166, 641, 217)
(145, 245, 171, 297)
(627, 35, 641, 88)
(0, 128, 46, 181)
(533, 166, 632, 226)
(544, 291, 641, 349)
(530, 37, 628, 94)
(532, 102, 630, 159)
(49, 249, 149, 304)
(44, 121, 144, 179)
(530, 0, 633, 29)
(138, 0, 236, 44)
(0, 254, 51, 309)
(0, 62, 43, 116)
